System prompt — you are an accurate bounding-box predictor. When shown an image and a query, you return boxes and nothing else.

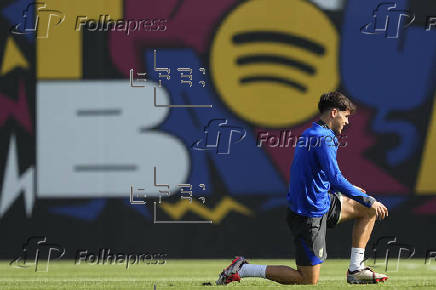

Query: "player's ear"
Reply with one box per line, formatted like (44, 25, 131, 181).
(330, 108, 337, 118)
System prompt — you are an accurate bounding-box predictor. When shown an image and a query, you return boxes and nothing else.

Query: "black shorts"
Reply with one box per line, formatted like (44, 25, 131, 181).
(286, 193, 342, 266)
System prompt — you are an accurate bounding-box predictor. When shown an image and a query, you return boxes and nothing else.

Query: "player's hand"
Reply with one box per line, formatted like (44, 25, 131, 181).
(371, 201, 388, 220)
(354, 185, 366, 193)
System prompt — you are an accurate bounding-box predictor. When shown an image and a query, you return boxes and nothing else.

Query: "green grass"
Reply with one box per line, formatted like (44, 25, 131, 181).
(1, 259, 436, 289)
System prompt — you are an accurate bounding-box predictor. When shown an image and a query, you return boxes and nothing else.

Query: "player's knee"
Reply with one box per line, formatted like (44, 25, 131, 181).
(300, 276, 318, 285)
(297, 270, 318, 285)
(362, 205, 376, 219)
(302, 279, 318, 285)
(354, 201, 375, 219)
(368, 207, 376, 219)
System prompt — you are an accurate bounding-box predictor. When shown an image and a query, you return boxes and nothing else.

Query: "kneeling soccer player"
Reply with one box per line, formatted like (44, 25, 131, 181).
(216, 92, 389, 285)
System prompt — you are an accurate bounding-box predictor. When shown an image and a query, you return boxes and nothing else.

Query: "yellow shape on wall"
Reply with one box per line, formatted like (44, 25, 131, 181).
(160, 196, 253, 224)
(210, 0, 339, 127)
(1, 37, 29, 75)
(37, 0, 122, 79)
(416, 91, 436, 195)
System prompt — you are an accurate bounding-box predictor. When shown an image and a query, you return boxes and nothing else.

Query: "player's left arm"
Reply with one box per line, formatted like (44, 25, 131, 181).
(336, 180, 388, 219)
(316, 136, 376, 208)
(353, 185, 366, 193)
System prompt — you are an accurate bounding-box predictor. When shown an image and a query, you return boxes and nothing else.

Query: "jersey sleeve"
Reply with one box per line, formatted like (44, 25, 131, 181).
(315, 135, 376, 208)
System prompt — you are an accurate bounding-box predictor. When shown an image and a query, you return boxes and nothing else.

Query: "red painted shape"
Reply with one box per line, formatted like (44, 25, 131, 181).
(0, 80, 32, 133)
(109, 0, 238, 76)
(413, 197, 436, 215)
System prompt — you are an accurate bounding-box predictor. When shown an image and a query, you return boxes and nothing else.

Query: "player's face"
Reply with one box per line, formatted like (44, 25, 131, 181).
(332, 109, 350, 135)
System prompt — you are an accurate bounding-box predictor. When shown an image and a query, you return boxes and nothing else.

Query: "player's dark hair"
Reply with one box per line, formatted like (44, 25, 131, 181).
(318, 91, 356, 114)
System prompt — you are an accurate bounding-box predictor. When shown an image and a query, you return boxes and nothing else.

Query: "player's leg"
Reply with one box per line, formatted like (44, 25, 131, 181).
(332, 194, 387, 283)
(216, 210, 326, 285)
(264, 210, 327, 284)
(338, 195, 376, 248)
(338, 195, 375, 270)
(265, 264, 320, 284)
(216, 257, 320, 285)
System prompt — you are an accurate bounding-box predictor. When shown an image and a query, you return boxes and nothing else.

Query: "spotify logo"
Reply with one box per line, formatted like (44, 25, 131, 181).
(210, 0, 339, 127)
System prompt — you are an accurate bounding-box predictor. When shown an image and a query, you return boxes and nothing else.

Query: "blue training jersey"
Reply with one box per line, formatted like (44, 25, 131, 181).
(287, 121, 376, 217)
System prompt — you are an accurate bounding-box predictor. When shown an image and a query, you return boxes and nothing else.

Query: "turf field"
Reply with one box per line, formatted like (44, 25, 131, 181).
(1, 259, 436, 289)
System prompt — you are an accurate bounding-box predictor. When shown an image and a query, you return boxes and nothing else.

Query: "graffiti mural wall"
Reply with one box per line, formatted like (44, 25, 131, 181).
(0, 0, 436, 258)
